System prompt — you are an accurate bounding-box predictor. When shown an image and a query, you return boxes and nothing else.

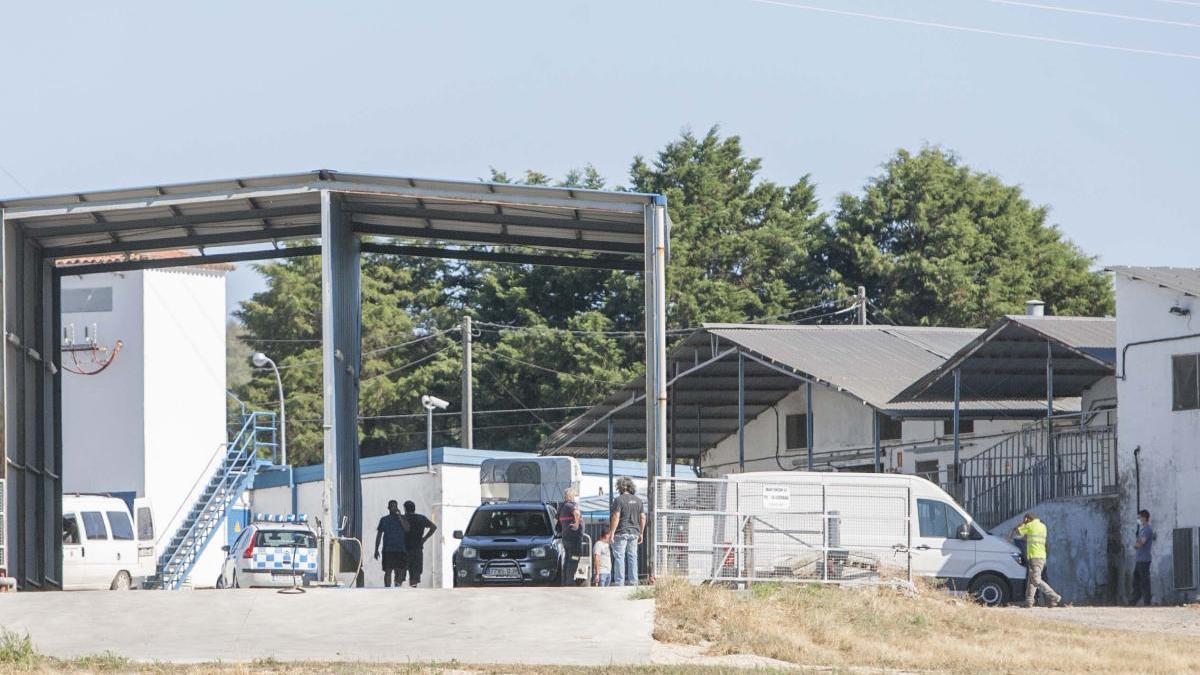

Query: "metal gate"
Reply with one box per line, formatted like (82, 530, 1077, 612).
(655, 476, 912, 585)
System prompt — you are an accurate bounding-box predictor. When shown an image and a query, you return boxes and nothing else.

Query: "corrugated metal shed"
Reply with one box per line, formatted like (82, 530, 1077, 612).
(895, 315, 1116, 402)
(540, 324, 1076, 460)
(1108, 266, 1200, 297)
(1, 170, 661, 261)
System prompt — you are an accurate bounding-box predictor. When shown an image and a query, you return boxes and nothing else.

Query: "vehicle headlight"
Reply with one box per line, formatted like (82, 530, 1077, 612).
(462, 547, 478, 559)
(1010, 552, 1024, 565)
(529, 546, 548, 559)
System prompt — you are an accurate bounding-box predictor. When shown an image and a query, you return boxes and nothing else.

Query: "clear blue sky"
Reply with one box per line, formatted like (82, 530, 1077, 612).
(2, 0, 1197, 316)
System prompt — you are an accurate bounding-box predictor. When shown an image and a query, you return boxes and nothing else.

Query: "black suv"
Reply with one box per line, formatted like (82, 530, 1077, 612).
(452, 502, 562, 586)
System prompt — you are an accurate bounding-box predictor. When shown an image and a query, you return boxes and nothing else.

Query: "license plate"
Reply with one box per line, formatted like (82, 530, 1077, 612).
(483, 566, 521, 579)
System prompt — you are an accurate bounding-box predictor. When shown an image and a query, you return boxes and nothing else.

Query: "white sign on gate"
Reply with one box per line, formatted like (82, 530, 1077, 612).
(762, 485, 791, 510)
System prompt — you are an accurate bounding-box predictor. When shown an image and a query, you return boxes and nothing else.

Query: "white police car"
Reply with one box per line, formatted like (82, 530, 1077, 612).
(216, 514, 319, 588)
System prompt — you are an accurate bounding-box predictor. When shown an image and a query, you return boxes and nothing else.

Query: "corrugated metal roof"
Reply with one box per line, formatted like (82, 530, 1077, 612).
(538, 324, 1076, 460)
(705, 324, 981, 409)
(1, 170, 662, 263)
(1108, 266, 1200, 297)
(895, 315, 1116, 402)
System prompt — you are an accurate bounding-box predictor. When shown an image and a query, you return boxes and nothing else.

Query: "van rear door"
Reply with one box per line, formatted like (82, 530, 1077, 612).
(62, 511, 86, 590)
(134, 498, 156, 577)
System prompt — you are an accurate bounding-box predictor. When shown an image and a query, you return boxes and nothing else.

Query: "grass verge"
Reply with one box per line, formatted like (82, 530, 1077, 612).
(653, 578, 1200, 673)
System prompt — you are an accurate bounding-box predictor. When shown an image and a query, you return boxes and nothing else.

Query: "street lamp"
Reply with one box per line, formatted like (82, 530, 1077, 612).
(421, 395, 450, 473)
(251, 352, 287, 466)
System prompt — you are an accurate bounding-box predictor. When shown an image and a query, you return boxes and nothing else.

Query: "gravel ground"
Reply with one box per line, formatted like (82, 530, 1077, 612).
(1009, 605, 1200, 636)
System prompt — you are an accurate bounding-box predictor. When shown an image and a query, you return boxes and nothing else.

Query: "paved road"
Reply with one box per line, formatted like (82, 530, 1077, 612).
(0, 587, 653, 665)
(1017, 605, 1200, 637)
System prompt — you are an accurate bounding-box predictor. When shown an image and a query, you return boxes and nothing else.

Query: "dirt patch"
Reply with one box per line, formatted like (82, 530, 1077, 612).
(652, 578, 1200, 673)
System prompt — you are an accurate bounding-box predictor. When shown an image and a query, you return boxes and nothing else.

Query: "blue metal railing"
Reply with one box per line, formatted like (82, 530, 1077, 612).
(150, 411, 276, 589)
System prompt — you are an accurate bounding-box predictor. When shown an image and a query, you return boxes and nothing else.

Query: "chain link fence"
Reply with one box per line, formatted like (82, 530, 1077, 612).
(655, 476, 912, 585)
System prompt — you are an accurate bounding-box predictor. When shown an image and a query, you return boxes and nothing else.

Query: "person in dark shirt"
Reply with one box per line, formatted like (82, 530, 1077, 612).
(1130, 509, 1156, 606)
(374, 500, 409, 587)
(608, 476, 645, 586)
(401, 500, 437, 587)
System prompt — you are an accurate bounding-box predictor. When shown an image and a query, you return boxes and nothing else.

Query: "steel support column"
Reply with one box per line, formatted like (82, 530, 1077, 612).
(607, 419, 614, 500)
(805, 380, 814, 471)
(737, 350, 746, 472)
(320, 191, 363, 578)
(643, 201, 668, 581)
(2, 227, 62, 589)
(953, 368, 961, 500)
(873, 411, 881, 473)
(1046, 341, 1055, 499)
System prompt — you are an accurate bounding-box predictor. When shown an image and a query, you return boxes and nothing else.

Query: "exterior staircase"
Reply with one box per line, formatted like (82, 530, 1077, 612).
(952, 417, 1117, 530)
(144, 411, 277, 589)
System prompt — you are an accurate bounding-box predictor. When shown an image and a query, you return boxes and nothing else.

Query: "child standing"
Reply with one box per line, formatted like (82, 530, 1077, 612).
(593, 531, 613, 586)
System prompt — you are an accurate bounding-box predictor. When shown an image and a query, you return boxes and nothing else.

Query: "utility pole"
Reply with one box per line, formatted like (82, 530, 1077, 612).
(857, 286, 867, 326)
(461, 315, 473, 449)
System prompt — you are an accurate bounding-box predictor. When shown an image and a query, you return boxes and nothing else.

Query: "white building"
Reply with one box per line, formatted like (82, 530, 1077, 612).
(58, 252, 232, 587)
(248, 447, 658, 588)
(1110, 266, 1200, 604)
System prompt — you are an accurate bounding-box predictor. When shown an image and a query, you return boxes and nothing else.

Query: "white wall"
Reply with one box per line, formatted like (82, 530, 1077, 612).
(61, 271, 146, 496)
(142, 268, 229, 587)
(61, 265, 231, 588)
(700, 384, 1029, 478)
(1115, 276, 1200, 603)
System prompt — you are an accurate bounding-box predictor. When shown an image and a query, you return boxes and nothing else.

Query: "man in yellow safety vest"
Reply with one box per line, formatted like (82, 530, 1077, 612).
(1011, 512, 1062, 608)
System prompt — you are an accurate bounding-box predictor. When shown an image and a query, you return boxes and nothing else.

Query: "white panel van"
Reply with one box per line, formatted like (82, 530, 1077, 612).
(62, 494, 154, 590)
(725, 472, 1027, 605)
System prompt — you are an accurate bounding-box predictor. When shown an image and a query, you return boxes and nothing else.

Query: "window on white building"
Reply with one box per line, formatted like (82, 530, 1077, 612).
(943, 419, 975, 435)
(877, 413, 902, 441)
(785, 413, 808, 449)
(1172, 353, 1200, 411)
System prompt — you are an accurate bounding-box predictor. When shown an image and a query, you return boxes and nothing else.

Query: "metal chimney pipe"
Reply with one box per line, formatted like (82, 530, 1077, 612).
(1026, 300, 1045, 317)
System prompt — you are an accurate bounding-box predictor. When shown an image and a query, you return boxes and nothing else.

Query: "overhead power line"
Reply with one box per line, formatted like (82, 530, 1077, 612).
(484, 349, 627, 386)
(0, 164, 32, 195)
(746, 0, 1200, 62)
(980, 0, 1200, 29)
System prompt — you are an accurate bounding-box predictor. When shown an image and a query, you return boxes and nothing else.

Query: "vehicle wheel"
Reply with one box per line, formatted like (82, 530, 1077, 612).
(969, 573, 1010, 607)
(110, 571, 133, 591)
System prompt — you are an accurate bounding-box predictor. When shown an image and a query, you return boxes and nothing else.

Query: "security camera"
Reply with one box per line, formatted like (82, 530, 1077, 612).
(421, 395, 450, 410)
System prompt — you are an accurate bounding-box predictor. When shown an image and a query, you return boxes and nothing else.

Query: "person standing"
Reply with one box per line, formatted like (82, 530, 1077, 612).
(557, 487, 584, 586)
(401, 500, 437, 588)
(1010, 512, 1062, 608)
(592, 531, 613, 587)
(1130, 509, 1155, 606)
(373, 500, 409, 588)
(608, 476, 645, 587)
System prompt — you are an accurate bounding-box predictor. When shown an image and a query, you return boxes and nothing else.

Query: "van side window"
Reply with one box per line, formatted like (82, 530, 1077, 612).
(918, 499, 971, 538)
(107, 511, 134, 540)
(136, 506, 154, 540)
(917, 499, 949, 538)
(81, 511, 109, 540)
(63, 514, 81, 545)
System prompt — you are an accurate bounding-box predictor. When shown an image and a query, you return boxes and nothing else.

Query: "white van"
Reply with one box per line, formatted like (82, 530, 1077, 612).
(720, 472, 1027, 606)
(62, 494, 155, 590)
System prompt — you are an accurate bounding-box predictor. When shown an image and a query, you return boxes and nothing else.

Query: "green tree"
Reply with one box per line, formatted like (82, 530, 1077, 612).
(823, 147, 1113, 326)
(627, 127, 832, 329)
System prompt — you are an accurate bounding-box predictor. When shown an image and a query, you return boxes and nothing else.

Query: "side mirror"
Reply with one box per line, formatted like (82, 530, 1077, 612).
(221, 545, 230, 553)
(452, 530, 464, 540)
(956, 524, 973, 540)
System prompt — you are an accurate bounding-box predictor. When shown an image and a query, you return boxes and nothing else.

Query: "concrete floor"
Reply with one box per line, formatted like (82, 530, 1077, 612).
(0, 587, 654, 665)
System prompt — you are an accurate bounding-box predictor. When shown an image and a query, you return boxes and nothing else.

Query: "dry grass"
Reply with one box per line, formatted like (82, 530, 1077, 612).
(653, 578, 1200, 674)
